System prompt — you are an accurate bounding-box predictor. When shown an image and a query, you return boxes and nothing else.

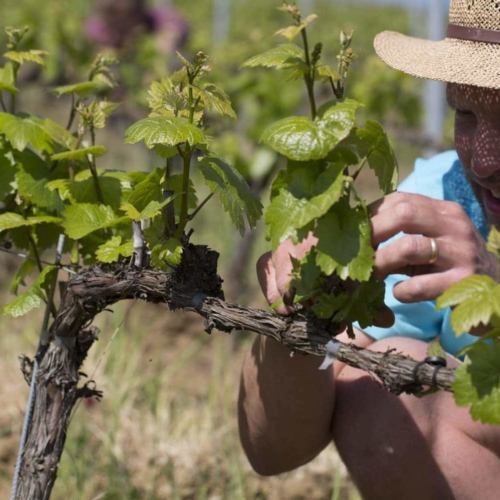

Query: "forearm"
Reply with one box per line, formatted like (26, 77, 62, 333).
(238, 335, 335, 475)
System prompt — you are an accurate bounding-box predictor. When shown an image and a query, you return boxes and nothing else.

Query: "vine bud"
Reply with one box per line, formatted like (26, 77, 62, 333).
(311, 42, 323, 66)
(340, 30, 353, 49)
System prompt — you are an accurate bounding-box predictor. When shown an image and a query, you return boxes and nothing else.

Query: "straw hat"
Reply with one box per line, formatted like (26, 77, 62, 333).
(374, 0, 500, 89)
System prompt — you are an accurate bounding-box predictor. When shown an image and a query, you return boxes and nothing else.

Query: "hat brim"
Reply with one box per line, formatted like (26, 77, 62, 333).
(374, 31, 500, 89)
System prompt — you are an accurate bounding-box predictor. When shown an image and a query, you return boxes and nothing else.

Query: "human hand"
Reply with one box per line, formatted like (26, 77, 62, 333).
(370, 192, 499, 304)
(256, 233, 318, 315)
(256, 232, 394, 327)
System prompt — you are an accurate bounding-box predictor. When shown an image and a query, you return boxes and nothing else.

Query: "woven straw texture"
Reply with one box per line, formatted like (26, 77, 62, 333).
(374, 0, 500, 88)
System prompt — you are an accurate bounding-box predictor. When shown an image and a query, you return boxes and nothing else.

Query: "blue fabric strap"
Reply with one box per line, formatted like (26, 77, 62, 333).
(442, 160, 488, 240)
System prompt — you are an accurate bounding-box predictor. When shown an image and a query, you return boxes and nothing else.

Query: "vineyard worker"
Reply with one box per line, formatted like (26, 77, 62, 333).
(238, 1, 500, 498)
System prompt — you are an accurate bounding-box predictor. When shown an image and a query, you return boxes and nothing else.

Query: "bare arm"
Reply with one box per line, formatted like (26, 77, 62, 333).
(238, 326, 374, 475)
(238, 335, 333, 476)
(238, 242, 374, 475)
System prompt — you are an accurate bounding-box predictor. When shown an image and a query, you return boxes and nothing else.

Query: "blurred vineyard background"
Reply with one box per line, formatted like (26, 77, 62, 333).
(0, 0, 452, 498)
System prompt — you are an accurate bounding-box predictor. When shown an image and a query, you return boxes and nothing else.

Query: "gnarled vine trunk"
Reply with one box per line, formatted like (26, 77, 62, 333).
(14, 245, 455, 498)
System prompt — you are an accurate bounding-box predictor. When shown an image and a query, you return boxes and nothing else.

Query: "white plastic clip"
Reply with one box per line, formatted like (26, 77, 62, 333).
(318, 340, 341, 370)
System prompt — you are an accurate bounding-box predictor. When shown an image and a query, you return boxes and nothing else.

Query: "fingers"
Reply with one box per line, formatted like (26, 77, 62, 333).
(369, 193, 457, 246)
(368, 192, 496, 303)
(392, 270, 460, 303)
(374, 235, 443, 280)
(256, 234, 318, 316)
(256, 252, 294, 315)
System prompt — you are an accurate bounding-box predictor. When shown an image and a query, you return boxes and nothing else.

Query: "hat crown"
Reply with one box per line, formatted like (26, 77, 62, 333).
(450, 0, 500, 30)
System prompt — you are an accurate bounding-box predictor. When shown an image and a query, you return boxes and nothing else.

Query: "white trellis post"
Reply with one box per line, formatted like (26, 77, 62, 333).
(213, 0, 231, 45)
(423, 0, 448, 156)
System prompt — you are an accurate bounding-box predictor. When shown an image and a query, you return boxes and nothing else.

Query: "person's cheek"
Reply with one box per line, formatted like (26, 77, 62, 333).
(454, 121, 473, 173)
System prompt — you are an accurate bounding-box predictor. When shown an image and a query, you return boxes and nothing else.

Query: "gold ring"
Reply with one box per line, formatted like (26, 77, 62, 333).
(428, 237, 439, 264)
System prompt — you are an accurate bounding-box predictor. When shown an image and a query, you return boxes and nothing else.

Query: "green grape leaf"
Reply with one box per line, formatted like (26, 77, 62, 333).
(270, 160, 323, 199)
(75, 168, 132, 186)
(45, 179, 73, 203)
(154, 145, 178, 159)
(77, 98, 107, 130)
(192, 83, 236, 119)
(10, 259, 36, 295)
(62, 204, 124, 240)
(0, 113, 53, 152)
(327, 146, 359, 166)
(288, 249, 323, 304)
(150, 238, 183, 270)
(274, 14, 318, 41)
(436, 275, 500, 336)
(241, 44, 306, 70)
(316, 64, 340, 82)
(266, 162, 347, 249)
(99, 101, 121, 118)
(127, 171, 148, 185)
(0, 212, 62, 232)
(2, 265, 57, 318)
(93, 72, 116, 90)
(0, 150, 16, 199)
(125, 116, 207, 148)
(51, 146, 107, 162)
(16, 151, 65, 212)
(126, 168, 163, 212)
(147, 77, 175, 115)
(261, 117, 326, 161)
(51, 82, 100, 98)
(50, 171, 125, 210)
(314, 200, 374, 282)
(143, 216, 164, 248)
(427, 338, 447, 359)
(42, 119, 77, 150)
(316, 99, 361, 139)
(137, 197, 178, 219)
(4, 50, 48, 66)
(266, 194, 314, 249)
(162, 91, 189, 114)
(121, 194, 177, 221)
(16, 171, 64, 213)
(274, 17, 315, 42)
(8, 219, 63, 252)
(95, 236, 133, 263)
(0, 62, 19, 94)
(170, 67, 188, 86)
(119, 203, 141, 220)
(198, 156, 263, 236)
(453, 341, 500, 425)
(176, 51, 193, 69)
(261, 99, 360, 161)
(347, 121, 398, 194)
(487, 226, 500, 256)
(312, 292, 349, 320)
(335, 278, 386, 329)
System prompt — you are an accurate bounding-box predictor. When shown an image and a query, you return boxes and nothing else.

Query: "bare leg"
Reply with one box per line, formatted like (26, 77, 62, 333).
(332, 338, 500, 500)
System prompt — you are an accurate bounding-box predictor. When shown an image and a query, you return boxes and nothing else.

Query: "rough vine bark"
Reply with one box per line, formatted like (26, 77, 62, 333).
(14, 245, 455, 498)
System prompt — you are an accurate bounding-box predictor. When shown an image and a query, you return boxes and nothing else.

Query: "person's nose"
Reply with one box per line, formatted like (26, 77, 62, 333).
(471, 120, 500, 179)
